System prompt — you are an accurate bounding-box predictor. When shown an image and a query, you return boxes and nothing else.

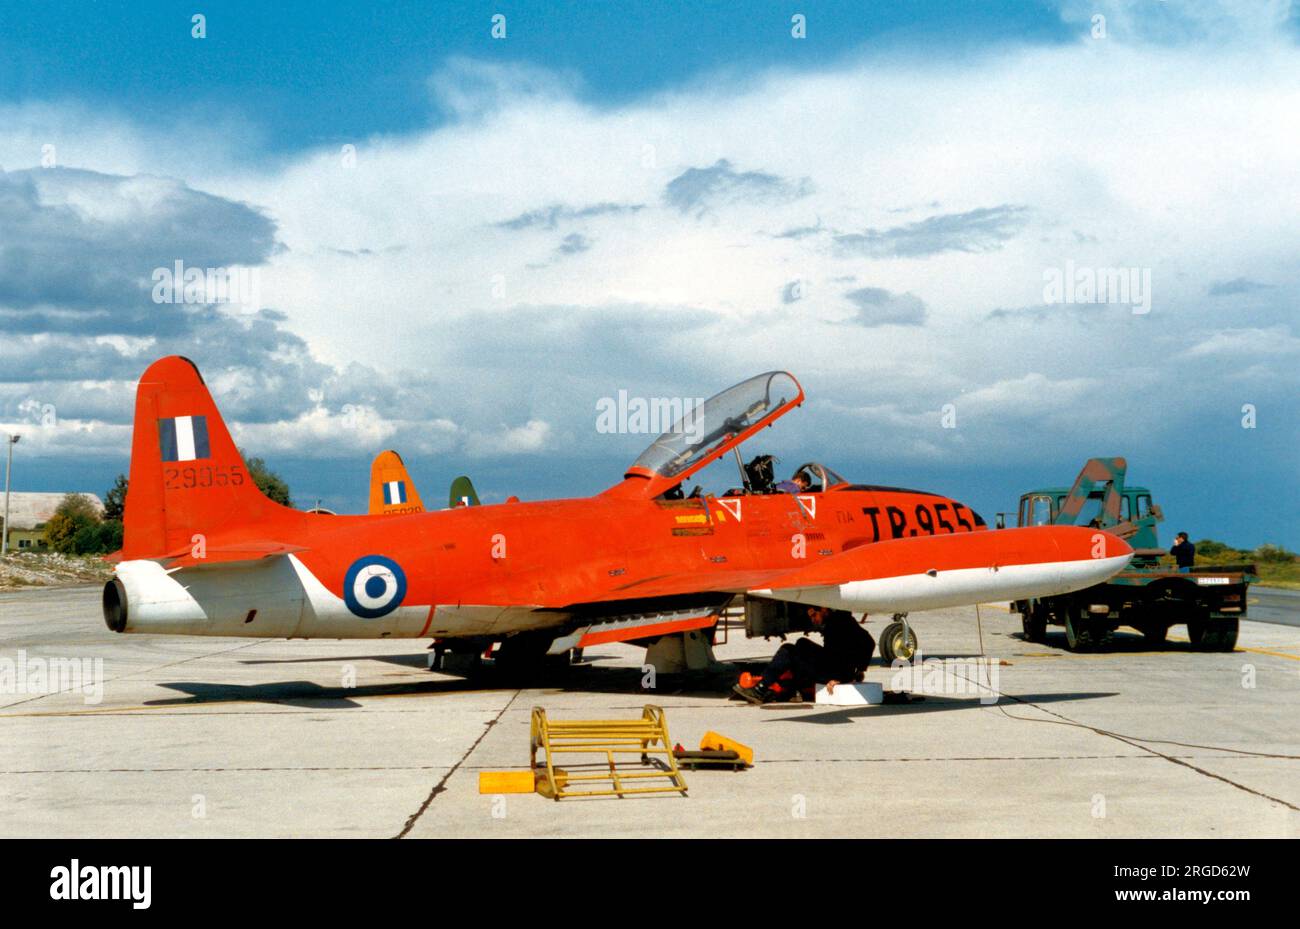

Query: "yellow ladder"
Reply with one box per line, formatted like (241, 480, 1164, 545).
(530, 705, 688, 800)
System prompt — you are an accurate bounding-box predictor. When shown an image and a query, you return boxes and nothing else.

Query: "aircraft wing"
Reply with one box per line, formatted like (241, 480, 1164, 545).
(545, 606, 723, 654)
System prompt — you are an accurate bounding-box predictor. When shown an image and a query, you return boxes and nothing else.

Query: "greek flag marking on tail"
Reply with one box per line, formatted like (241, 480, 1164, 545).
(384, 481, 406, 505)
(159, 415, 211, 462)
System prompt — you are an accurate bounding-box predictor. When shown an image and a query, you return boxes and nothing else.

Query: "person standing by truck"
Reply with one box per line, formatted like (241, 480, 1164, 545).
(1170, 532, 1196, 572)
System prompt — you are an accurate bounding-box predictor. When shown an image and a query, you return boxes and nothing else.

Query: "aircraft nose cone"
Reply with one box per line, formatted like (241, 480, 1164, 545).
(1040, 525, 1134, 594)
(1056, 524, 1132, 561)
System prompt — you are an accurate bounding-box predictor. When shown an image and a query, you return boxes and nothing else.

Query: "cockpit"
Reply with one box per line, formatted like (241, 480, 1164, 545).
(616, 371, 850, 499)
(629, 371, 802, 481)
(783, 462, 849, 494)
(731, 457, 848, 495)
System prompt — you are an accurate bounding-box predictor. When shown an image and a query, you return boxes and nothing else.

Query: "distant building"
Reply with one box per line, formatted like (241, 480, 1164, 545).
(1, 492, 105, 552)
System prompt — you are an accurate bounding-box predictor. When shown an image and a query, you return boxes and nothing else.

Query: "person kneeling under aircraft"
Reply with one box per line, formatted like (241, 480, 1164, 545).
(733, 605, 876, 704)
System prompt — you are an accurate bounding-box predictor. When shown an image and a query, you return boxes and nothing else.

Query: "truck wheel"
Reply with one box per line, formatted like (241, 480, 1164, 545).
(1064, 610, 1095, 652)
(1021, 605, 1047, 643)
(1141, 623, 1168, 646)
(879, 621, 918, 664)
(1190, 610, 1227, 654)
(1214, 619, 1239, 652)
(1191, 618, 1238, 652)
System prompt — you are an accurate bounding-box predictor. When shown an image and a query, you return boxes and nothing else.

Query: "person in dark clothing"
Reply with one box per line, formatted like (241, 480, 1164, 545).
(733, 606, 876, 704)
(1170, 532, 1196, 572)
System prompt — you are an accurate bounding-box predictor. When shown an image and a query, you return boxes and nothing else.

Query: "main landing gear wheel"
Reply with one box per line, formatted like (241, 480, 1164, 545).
(878, 617, 918, 664)
(494, 632, 571, 676)
(1021, 604, 1047, 643)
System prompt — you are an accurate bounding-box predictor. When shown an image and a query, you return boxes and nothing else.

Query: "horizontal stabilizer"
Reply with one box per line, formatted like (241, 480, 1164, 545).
(160, 540, 308, 569)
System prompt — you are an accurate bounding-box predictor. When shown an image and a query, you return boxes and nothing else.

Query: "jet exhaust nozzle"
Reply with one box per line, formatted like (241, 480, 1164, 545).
(103, 578, 128, 633)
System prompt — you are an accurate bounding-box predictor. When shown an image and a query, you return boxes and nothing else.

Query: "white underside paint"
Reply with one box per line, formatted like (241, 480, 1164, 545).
(113, 556, 561, 639)
(754, 553, 1133, 613)
(423, 604, 563, 637)
(115, 558, 305, 636)
(114, 550, 1131, 641)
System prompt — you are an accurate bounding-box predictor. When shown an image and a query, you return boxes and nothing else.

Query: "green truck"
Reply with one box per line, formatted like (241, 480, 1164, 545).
(1005, 458, 1255, 652)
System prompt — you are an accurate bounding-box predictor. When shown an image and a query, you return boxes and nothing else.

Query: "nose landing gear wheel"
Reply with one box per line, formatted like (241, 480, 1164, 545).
(879, 618, 919, 664)
(1064, 609, 1095, 652)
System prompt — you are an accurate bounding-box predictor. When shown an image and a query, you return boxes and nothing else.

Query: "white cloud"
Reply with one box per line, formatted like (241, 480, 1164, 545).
(1, 9, 1298, 484)
(428, 56, 584, 120)
(464, 420, 553, 457)
(1181, 326, 1300, 358)
(1056, 0, 1296, 45)
(177, 37, 1297, 391)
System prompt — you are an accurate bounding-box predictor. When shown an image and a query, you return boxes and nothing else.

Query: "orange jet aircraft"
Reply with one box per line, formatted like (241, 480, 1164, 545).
(104, 358, 1133, 664)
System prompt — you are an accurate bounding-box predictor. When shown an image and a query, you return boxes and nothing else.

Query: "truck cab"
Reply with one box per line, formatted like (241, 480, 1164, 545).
(1011, 458, 1253, 652)
(1018, 484, 1161, 557)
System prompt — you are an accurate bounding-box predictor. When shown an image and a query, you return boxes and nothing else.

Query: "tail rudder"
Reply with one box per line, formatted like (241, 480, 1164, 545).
(122, 356, 282, 560)
(448, 474, 480, 508)
(368, 450, 424, 515)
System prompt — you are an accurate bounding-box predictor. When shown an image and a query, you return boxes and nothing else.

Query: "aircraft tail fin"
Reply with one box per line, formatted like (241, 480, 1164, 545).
(448, 475, 481, 508)
(122, 356, 285, 560)
(368, 450, 425, 515)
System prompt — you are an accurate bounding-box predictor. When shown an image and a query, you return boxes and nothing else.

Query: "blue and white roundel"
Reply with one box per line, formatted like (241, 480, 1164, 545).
(343, 555, 407, 618)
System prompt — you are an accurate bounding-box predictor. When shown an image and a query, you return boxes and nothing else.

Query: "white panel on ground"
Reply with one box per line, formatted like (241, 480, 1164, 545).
(814, 682, 883, 705)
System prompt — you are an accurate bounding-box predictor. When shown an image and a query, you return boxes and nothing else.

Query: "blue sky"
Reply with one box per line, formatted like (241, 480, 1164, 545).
(1, 2, 1076, 152)
(1, 1, 1297, 549)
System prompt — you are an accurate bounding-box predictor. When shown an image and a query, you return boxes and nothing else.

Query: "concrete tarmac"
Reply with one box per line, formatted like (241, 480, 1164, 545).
(1249, 586, 1300, 628)
(2, 585, 1297, 838)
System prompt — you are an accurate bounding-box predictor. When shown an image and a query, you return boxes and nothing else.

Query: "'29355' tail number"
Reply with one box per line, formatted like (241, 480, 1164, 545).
(164, 464, 247, 490)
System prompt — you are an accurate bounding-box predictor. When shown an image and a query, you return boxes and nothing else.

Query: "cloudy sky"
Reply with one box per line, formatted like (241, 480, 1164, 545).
(1, 0, 1297, 547)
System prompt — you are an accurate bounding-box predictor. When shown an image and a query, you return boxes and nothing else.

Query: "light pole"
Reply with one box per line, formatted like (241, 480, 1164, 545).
(2, 433, 18, 557)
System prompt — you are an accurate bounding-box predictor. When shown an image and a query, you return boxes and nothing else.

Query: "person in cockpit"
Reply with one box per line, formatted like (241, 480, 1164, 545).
(776, 471, 810, 494)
